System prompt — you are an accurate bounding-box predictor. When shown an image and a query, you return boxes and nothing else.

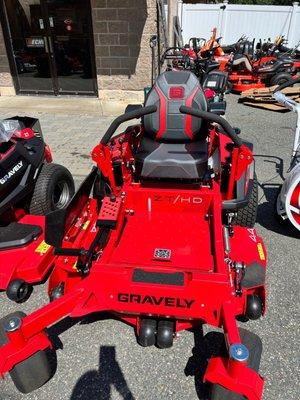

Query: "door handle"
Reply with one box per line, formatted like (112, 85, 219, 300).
(48, 38, 54, 54)
(44, 37, 49, 53)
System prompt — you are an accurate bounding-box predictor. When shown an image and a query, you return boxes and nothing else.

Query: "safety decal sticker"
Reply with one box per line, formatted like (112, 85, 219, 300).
(257, 243, 265, 261)
(35, 240, 51, 255)
(82, 220, 90, 230)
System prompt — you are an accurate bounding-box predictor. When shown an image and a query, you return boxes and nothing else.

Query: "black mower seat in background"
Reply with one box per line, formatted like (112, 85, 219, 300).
(136, 71, 209, 180)
(0, 223, 42, 250)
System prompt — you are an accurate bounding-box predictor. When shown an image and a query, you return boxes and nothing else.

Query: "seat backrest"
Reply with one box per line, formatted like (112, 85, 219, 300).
(235, 40, 255, 57)
(143, 71, 207, 143)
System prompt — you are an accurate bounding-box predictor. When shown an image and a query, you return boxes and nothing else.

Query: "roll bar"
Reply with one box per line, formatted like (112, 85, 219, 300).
(101, 104, 243, 147)
(101, 105, 157, 145)
(179, 105, 243, 147)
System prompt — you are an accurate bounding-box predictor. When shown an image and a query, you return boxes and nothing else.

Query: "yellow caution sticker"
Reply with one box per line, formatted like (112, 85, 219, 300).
(82, 220, 90, 230)
(257, 243, 265, 261)
(35, 240, 51, 255)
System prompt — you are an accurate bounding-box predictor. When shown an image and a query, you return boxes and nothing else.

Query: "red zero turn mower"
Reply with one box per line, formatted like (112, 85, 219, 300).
(0, 117, 74, 302)
(225, 54, 296, 93)
(0, 72, 267, 399)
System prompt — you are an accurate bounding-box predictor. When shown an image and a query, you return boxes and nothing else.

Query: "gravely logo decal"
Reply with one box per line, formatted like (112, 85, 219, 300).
(118, 293, 195, 308)
(0, 161, 23, 185)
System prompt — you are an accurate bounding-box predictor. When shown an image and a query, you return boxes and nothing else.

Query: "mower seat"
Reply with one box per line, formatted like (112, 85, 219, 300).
(232, 54, 253, 72)
(135, 71, 208, 181)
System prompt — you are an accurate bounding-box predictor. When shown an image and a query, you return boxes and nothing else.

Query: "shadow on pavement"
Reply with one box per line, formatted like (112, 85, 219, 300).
(184, 328, 226, 400)
(253, 154, 285, 180)
(70, 346, 135, 400)
(47, 316, 81, 350)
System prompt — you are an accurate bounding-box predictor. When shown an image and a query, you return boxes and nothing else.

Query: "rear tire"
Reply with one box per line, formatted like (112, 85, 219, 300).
(29, 163, 75, 215)
(0, 312, 55, 394)
(210, 328, 262, 400)
(270, 72, 292, 86)
(234, 173, 258, 228)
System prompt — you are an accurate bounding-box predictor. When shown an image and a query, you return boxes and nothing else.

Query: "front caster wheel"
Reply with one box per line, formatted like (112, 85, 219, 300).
(6, 279, 33, 303)
(0, 312, 56, 394)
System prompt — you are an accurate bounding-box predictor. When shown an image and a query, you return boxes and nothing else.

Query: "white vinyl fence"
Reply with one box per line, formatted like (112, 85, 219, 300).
(179, 1, 300, 48)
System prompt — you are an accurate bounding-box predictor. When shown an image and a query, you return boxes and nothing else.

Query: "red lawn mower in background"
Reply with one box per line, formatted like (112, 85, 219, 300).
(197, 28, 299, 92)
(0, 117, 74, 303)
(162, 45, 229, 115)
(223, 48, 298, 93)
(0, 71, 267, 399)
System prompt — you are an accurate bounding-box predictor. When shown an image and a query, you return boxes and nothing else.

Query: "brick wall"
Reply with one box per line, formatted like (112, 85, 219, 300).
(0, 1, 158, 100)
(91, 0, 157, 100)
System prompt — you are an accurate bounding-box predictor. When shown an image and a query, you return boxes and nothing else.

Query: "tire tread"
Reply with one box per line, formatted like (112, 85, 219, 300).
(235, 174, 258, 228)
(29, 163, 74, 215)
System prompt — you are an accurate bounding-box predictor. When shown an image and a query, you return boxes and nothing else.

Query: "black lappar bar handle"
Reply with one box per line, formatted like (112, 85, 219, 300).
(179, 105, 243, 147)
(101, 105, 157, 145)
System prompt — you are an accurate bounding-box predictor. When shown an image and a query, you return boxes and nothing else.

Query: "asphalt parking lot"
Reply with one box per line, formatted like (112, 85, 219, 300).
(0, 94, 299, 400)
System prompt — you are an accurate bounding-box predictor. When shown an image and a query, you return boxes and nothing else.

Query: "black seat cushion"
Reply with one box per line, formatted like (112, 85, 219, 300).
(135, 137, 208, 180)
(0, 222, 42, 250)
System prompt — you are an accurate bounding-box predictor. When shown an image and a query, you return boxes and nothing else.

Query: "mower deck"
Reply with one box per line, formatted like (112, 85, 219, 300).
(0, 215, 53, 290)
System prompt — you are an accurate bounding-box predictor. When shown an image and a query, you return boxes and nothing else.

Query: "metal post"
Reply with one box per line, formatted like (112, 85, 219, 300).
(178, 0, 183, 29)
(167, 0, 178, 47)
(220, 0, 229, 45)
(287, 2, 299, 47)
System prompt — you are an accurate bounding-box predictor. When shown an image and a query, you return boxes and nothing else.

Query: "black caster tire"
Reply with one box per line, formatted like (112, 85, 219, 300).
(137, 319, 157, 347)
(0, 312, 56, 394)
(156, 320, 174, 349)
(29, 163, 75, 215)
(270, 72, 292, 87)
(245, 294, 263, 320)
(6, 279, 33, 303)
(210, 328, 262, 400)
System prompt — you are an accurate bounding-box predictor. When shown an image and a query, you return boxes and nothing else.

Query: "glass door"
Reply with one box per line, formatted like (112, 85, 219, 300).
(3, 0, 97, 96)
(45, 0, 97, 95)
(3, 0, 56, 94)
